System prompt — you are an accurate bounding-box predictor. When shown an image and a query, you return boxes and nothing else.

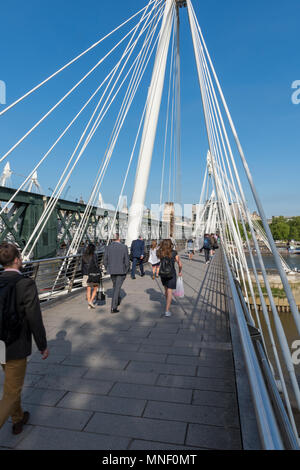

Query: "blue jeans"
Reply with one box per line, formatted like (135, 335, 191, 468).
(131, 257, 144, 277)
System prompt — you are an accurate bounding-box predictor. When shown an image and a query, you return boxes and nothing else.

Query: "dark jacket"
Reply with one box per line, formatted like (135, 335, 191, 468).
(104, 242, 130, 275)
(81, 254, 99, 276)
(0, 271, 47, 361)
(130, 239, 145, 258)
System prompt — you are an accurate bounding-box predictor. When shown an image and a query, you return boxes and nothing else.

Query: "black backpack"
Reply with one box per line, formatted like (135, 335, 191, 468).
(0, 274, 24, 346)
(159, 256, 174, 279)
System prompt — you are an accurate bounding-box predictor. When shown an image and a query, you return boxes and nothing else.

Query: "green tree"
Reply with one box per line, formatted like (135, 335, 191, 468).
(269, 216, 290, 241)
(288, 217, 300, 241)
(236, 221, 251, 241)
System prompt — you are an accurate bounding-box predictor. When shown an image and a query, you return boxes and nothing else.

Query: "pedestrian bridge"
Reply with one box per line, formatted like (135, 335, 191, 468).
(1, 0, 300, 451)
(1, 249, 298, 450)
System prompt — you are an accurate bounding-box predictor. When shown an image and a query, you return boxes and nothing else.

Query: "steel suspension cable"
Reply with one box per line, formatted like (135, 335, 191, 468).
(0, 0, 159, 117)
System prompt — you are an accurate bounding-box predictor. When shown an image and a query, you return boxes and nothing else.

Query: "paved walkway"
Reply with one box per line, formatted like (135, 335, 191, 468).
(0, 250, 242, 450)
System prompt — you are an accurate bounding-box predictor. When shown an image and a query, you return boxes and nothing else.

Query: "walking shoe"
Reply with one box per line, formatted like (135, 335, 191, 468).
(111, 309, 119, 314)
(165, 311, 172, 317)
(89, 302, 96, 309)
(12, 411, 30, 435)
(141, 273, 145, 277)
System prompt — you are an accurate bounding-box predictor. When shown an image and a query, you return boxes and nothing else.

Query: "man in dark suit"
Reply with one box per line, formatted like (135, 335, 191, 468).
(0, 242, 48, 435)
(104, 234, 130, 313)
(130, 235, 145, 279)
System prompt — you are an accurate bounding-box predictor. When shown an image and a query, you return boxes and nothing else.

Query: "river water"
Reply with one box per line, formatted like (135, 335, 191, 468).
(246, 253, 300, 271)
(245, 251, 300, 413)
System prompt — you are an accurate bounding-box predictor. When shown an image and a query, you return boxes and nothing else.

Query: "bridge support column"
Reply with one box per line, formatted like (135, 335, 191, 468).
(126, 0, 174, 247)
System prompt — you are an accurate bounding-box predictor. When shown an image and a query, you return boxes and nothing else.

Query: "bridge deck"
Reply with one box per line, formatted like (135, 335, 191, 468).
(0, 250, 242, 450)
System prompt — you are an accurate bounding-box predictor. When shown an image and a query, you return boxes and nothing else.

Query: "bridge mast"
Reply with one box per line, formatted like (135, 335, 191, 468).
(126, 0, 176, 246)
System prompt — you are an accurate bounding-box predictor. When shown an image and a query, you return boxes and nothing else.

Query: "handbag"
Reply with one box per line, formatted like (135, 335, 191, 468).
(174, 277, 184, 298)
(99, 278, 106, 300)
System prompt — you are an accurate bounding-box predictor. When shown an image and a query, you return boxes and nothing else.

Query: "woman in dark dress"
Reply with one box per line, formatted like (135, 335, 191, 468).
(81, 244, 100, 309)
(157, 239, 183, 317)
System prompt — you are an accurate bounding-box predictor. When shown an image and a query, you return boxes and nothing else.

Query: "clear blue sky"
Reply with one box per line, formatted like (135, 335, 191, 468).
(0, 0, 299, 218)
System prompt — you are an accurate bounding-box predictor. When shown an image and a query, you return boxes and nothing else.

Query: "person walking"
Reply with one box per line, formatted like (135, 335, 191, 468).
(157, 239, 183, 317)
(200, 234, 211, 265)
(210, 233, 217, 257)
(130, 235, 145, 279)
(104, 234, 130, 313)
(187, 238, 194, 261)
(0, 242, 48, 435)
(81, 244, 101, 309)
(149, 240, 160, 279)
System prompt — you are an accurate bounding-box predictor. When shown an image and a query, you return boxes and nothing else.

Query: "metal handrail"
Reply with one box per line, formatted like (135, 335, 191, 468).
(19, 250, 106, 301)
(222, 247, 299, 450)
(9, 239, 186, 302)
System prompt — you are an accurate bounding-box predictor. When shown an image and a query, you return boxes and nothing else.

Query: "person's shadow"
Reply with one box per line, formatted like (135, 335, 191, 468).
(106, 288, 127, 303)
(47, 330, 72, 356)
(145, 288, 165, 307)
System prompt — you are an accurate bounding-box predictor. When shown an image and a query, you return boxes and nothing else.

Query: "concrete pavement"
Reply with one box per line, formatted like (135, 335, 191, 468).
(0, 250, 242, 450)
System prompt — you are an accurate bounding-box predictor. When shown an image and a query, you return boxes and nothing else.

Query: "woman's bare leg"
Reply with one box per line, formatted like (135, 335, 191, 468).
(87, 287, 91, 303)
(166, 288, 173, 312)
(91, 287, 98, 303)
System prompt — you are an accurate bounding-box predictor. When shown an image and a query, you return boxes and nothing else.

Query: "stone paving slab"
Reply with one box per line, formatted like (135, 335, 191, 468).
(61, 355, 129, 369)
(186, 423, 242, 450)
(19, 404, 92, 431)
(143, 401, 240, 428)
(84, 412, 187, 445)
(125, 360, 197, 377)
(192, 390, 239, 412)
(139, 344, 201, 356)
(84, 369, 159, 385)
(129, 439, 202, 450)
(157, 374, 236, 392)
(34, 375, 114, 395)
(57, 392, 146, 416)
(26, 362, 89, 378)
(28, 352, 68, 364)
(16, 426, 130, 450)
(22, 387, 66, 406)
(109, 382, 192, 404)
(0, 421, 34, 449)
(0, 250, 243, 450)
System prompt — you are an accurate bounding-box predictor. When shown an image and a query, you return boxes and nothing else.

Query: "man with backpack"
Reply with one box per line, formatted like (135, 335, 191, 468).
(200, 234, 211, 265)
(0, 242, 48, 434)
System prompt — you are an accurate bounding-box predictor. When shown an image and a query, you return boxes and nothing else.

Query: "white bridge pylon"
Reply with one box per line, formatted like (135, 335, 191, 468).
(126, 0, 174, 246)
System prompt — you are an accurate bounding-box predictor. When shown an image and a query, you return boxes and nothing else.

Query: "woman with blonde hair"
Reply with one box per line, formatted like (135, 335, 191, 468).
(157, 239, 183, 317)
(148, 240, 160, 280)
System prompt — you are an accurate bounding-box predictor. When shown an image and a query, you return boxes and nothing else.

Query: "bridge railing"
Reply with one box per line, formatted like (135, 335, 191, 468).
(14, 239, 187, 302)
(222, 247, 299, 450)
(20, 250, 105, 302)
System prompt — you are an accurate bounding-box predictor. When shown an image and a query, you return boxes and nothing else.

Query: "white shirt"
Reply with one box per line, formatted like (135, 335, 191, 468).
(149, 248, 159, 265)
